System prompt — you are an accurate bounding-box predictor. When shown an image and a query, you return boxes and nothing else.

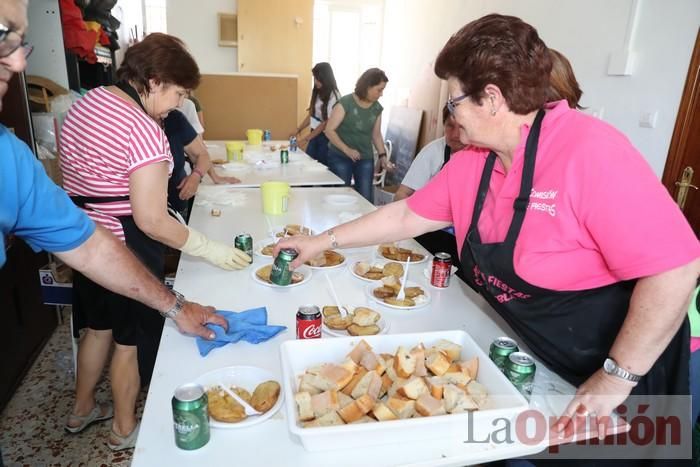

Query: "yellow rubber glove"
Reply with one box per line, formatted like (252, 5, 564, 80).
(180, 227, 251, 270)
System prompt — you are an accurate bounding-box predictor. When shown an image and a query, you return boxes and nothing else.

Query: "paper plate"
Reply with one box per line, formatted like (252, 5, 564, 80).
(221, 162, 250, 172)
(193, 365, 284, 429)
(323, 316, 390, 337)
(324, 194, 358, 206)
(365, 280, 431, 310)
(251, 264, 312, 288)
(376, 246, 430, 264)
(349, 258, 391, 282)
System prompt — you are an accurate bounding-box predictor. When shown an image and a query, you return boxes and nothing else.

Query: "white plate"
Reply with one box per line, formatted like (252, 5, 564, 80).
(323, 315, 390, 337)
(323, 194, 358, 206)
(272, 225, 316, 237)
(376, 246, 430, 264)
(254, 160, 281, 169)
(304, 251, 347, 270)
(253, 238, 277, 258)
(251, 264, 312, 288)
(364, 280, 432, 310)
(349, 258, 390, 282)
(193, 365, 284, 429)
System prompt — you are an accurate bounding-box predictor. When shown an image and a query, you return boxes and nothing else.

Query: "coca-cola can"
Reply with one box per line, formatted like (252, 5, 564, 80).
(431, 252, 452, 288)
(296, 305, 322, 339)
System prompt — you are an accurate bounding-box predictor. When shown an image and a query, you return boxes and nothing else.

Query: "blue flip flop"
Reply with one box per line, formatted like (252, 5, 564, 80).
(64, 403, 114, 434)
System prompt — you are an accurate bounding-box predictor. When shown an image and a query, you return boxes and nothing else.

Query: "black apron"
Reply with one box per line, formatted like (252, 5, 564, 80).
(70, 81, 165, 385)
(459, 109, 689, 394)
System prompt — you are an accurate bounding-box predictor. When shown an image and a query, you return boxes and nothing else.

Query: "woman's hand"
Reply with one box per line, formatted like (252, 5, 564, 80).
(274, 234, 328, 269)
(345, 148, 361, 161)
(377, 156, 394, 173)
(210, 171, 240, 185)
(177, 174, 200, 200)
(554, 369, 635, 440)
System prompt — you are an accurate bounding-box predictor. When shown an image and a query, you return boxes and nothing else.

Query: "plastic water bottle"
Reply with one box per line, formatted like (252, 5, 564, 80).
(289, 136, 298, 152)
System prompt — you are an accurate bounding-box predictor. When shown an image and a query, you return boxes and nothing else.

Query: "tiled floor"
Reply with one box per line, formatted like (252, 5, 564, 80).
(0, 311, 146, 467)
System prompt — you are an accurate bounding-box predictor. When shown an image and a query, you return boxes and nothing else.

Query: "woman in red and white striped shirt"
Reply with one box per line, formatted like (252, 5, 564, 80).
(60, 33, 249, 450)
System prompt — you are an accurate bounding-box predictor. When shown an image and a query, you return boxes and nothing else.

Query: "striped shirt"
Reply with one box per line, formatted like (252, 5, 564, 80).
(59, 87, 173, 241)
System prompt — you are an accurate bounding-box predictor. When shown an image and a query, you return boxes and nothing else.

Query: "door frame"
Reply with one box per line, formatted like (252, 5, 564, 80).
(662, 28, 700, 196)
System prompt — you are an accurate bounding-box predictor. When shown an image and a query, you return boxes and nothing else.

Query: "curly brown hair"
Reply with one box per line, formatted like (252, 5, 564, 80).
(434, 14, 551, 115)
(116, 33, 200, 93)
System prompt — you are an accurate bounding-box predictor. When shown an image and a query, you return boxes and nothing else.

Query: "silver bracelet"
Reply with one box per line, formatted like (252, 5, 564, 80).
(327, 229, 338, 248)
(161, 290, 185, 319)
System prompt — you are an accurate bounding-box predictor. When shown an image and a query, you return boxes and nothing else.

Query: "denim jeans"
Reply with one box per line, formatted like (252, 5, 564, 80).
(326, 147, 374, 203)
(305, 132, 330, 166)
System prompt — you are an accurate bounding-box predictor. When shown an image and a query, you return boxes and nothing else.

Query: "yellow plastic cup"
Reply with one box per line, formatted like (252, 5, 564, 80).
(246, 129, 263, 146)
(225, 141, 245, 161)
(261, 181, 290, 215)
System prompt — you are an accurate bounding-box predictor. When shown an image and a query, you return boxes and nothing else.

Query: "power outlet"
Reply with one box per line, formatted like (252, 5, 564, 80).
(639, 111, 658, 128)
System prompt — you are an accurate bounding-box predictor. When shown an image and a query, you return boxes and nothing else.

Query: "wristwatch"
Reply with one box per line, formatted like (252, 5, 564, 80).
(603, 357, 642, 383)
(161, 290, 185, 319)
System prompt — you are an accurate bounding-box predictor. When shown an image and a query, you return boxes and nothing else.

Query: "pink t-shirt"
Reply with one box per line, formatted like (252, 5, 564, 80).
(60, 87, 173, 242)
(407, 100, 700, 291)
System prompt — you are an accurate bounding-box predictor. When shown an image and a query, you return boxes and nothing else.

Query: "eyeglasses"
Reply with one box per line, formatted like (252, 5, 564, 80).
(447, 93, 469, 114)
(0, 24, 33, 59)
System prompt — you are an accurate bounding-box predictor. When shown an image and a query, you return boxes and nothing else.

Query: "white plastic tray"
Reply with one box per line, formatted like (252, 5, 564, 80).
(279, 330, 528, 452)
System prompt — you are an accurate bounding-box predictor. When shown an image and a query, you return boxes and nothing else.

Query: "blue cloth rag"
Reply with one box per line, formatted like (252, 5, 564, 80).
(196, 307, 287, 357)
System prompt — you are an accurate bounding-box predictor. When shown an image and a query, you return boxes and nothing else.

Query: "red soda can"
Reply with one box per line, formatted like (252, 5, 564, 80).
(296, 305, 322, 339)
(431, 252, 452, 288)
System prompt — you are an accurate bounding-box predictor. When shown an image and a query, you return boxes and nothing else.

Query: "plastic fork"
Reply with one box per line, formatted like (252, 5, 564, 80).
(395, 255, 412, 300)
(325, 273, 348, 317)
(218, 382, 261, 416)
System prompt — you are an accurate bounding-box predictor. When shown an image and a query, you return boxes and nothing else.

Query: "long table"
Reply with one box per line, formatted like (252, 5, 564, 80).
(132, 187, 576, 466)
(205, 140, 345, 187)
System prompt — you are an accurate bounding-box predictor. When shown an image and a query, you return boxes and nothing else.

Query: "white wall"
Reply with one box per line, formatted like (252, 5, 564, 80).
(381, 0, 700, 177)
(166, 0, 238, 74)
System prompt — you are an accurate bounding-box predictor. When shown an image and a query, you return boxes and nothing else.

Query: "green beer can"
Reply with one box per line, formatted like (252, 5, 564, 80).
(280, 149, 289, 164)
(234, 233, 253, 263)
(505, 352, 536, 399)
(172, 383, 210, 450)
(489, 336, 519, 372)
(270, 248, 298, 285)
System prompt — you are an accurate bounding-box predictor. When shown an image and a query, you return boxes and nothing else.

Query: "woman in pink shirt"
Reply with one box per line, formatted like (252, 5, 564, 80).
(278, 14, 700, 455)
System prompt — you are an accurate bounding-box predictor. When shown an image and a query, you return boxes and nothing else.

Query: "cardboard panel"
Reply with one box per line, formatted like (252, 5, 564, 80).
(196, 73, 297, 140)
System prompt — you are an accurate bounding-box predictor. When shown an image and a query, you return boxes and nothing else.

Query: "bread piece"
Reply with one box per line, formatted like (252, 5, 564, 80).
(352, 307, 380, 326)
(338, 392, 355, 408)
(325, 314, 353, 330)
(466, 380, 489, 407)
(459, 357, 479, 380)
(426, 376, 446, 400)
(306, 364, 353, 390)
(250, 380, 281, 413)
(298, 374, 322, 395)
(384, 362, 400, 382)
(415, 393, 447, 417)
(350, 370, 382, 401)
(353, 261, 371, 276)
(347, 339, 373, 364)
(432, 339, 462, 362)
(425, 350, 451, 376)
(444, 384, 478, 413)
(341, 367, 368, 396)
(411, 344, 428, 377)
(347, 324, 380, 336)
(295, 392, 314, 421)
(337, 394, 375, 423)
(396, 377, 429, 400)
(372, 401, 398, 421)
(382, 262, 404, 278)
(394, 346, 417, 378)
(386, 396, 416, 419)
(359, 351, 386, 375)
(442, 367, 471, 387)
(387, 378, 409, 398)
(310, 390, 340, 418)
(379, 373, 392, 399)
(303, 411, 345, 428)
(380, 353, 394, 362)
(338, 357, 359, 375)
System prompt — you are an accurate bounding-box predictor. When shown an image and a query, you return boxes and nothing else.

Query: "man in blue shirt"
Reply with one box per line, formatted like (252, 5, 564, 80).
(0, 0, 226, 338)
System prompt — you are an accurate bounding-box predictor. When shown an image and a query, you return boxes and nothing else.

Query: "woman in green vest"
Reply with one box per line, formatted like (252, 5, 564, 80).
(324, 68, 392, 202)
